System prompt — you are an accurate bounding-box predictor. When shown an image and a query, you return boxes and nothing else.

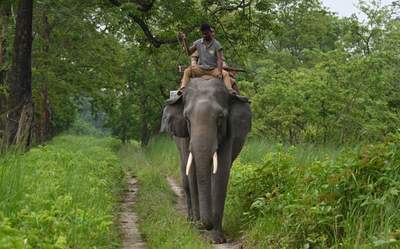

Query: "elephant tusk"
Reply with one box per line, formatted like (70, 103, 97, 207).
(186, 152, 193, 175)
(213, 151, 218, 174)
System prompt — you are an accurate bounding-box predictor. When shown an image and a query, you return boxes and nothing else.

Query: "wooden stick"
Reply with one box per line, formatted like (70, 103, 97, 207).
(179, 32, 190, 56)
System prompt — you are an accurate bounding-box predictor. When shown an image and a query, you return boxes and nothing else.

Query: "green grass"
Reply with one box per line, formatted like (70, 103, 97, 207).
(117, 134, 212, 248)
(0, 135, 125, 248)
(6, 132, 395, 248)
(226, 134, 400, 248)
(241, 138, 345, 165)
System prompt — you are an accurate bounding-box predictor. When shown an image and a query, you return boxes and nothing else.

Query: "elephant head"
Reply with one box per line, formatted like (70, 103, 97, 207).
(160, 78, 251, 242)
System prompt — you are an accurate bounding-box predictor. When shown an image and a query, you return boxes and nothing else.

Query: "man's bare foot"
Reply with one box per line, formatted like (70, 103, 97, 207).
(177, 87, 185, 95)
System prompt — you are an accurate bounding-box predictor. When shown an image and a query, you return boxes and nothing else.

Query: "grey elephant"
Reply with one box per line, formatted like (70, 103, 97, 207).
(160, 77, 251, 243)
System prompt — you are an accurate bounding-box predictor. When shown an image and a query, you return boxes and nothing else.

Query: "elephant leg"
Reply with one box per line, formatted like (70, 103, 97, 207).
(207, 172, 230, 243)
(180, 168, 192, 221)
(207, 139, 233, 243)
(188, 164, 201, 225)
(174, 137, 194, 221)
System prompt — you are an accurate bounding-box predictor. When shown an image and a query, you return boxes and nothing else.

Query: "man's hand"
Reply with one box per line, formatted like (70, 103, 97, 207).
(180, 32, 187, 41)
(218, 72, 223, 80)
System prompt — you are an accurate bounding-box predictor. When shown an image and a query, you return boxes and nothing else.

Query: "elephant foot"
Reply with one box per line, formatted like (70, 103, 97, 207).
(205, 230, 226, 244)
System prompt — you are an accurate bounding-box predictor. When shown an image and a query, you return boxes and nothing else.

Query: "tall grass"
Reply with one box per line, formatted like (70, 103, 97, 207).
(0, 135, 125, 248)
(241, 138, 346, 165)
(226, 133, 400, 248)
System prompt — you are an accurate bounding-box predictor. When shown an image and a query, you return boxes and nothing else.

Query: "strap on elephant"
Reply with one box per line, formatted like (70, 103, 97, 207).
(178, 65, 246, 73)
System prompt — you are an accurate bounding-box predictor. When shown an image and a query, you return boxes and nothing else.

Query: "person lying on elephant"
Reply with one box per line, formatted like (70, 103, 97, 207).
(178, 23, 237, 96)
(190, 25, 242, 96)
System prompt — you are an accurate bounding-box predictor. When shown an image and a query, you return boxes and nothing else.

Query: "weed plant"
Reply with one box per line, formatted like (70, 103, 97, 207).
(226, 133, 400, 248)
(0, 135, 124, 248)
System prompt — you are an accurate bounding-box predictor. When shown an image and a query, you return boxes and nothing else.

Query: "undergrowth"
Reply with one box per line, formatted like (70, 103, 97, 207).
(0, 135, 125, 248)
(227, 132, 400, 248)
(9, 131, 396, 248)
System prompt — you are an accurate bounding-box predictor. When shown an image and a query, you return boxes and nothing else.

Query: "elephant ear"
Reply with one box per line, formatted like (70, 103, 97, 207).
(160, 95, 189, 137)
(228, 95, 252, 138)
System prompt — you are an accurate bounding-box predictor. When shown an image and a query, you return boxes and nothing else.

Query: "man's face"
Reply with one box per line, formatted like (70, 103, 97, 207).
(210, 28, 216, 38)
(201, 29, 212, 41)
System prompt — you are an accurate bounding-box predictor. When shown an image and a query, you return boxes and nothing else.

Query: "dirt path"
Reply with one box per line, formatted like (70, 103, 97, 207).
(120, 173, 147, 249)
(166, 177, 243, 249)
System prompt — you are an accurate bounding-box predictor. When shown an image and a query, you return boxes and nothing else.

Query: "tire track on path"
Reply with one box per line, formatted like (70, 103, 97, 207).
(120, 172, 147, 249)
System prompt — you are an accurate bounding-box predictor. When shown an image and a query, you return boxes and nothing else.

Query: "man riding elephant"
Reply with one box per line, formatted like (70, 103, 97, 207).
(178, 23, 237, 96)
(190, 25, 241, 95)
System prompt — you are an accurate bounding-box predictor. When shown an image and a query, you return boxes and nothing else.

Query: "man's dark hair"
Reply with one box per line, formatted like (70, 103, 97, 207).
(210, 25, 216, 30)
(200, 23, 211, 32)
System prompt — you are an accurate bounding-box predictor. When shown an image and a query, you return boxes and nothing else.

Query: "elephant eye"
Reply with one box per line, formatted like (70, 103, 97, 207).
(217, 114, 224, 125)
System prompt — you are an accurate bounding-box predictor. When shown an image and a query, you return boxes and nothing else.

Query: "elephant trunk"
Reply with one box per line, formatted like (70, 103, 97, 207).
(192, 148, 214, 230)
(190, 128, 218, 231)
(188, 103, 221, 231)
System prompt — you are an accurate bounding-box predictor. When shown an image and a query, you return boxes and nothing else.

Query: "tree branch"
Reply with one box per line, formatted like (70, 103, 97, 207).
(108, 0, 198, 48)
(213, 18, 240, 60)
(209, 0, 254, 16)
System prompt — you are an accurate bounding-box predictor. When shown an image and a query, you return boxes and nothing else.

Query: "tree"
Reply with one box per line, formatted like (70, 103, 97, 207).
(341, 0, 395, 55)
(0, 1, 14, 139)
(27, 0, 128, 141)
(102, 44, 178, 147)
(6, 0, 34, 149)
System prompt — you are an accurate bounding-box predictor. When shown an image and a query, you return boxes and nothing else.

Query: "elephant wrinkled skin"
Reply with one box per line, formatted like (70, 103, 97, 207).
(160, 78, 251, 244)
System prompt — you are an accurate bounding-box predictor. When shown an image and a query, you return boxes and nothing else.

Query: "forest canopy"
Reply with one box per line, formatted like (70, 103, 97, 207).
(0, 0, 399, 147)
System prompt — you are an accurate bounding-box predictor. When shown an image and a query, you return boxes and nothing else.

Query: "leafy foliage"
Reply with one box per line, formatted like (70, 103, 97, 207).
(0, 136, 124, 248)
(227, 132, 400, 248)
(2, 0, 399, 147)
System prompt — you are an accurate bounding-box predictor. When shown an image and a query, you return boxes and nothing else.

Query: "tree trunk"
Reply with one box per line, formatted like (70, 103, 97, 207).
(37, 75, 53, 143)
(16, 103, 33, 151)
(41, 13, 53, 142)
(141, 118, 148, 148)
(140, 62, 148, 148)
(0, 4, 9, 134)
(34, 12, 54, 144)
(6, 0, 33, 146)
(0, 5, 7, 65)
(121, 127, 126, 145)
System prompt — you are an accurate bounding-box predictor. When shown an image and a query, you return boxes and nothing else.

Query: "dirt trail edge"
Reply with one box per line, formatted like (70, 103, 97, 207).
(166, 177, 243, 249)
(120, 172, 147, 249)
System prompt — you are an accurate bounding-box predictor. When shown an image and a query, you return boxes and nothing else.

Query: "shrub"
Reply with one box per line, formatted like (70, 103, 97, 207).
(0, 136, 124, 248)
(228, 132, 400, 248)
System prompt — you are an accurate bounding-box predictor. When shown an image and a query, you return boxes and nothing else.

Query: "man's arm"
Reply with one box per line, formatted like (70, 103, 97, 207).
(191, 51, 199, 67)
(216, 49, 223, 80)
(187, 45, 197, 56)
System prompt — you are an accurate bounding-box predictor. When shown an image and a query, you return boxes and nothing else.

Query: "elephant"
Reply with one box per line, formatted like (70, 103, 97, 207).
(160, 77, 251, 243)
